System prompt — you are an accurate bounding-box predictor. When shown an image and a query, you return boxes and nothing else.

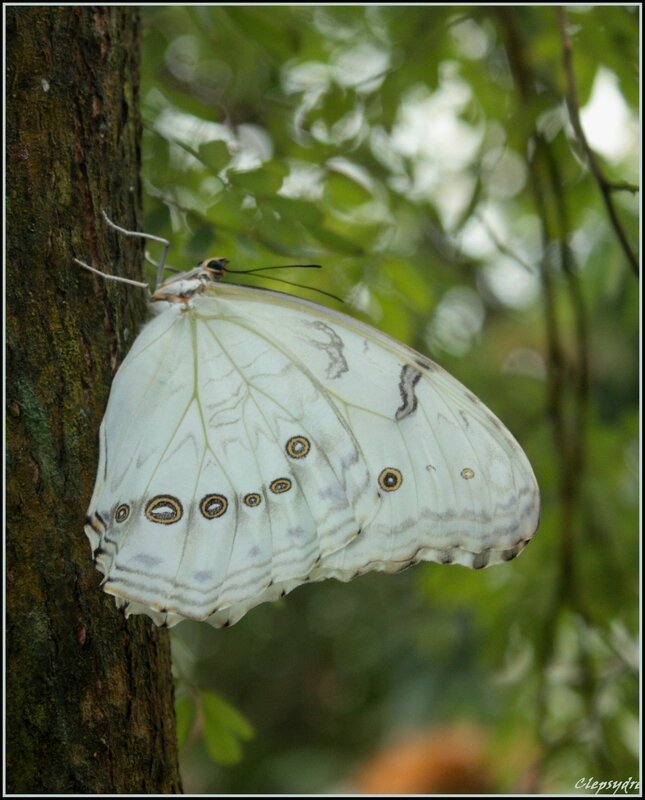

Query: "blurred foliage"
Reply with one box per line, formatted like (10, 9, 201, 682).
(138, 5, 639, 794)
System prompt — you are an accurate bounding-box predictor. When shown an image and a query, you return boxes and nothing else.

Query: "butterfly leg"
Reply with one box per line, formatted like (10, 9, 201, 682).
(144, 250, 181, 275)
(73, 257, 151, 296)
(101, 210, 171, 289)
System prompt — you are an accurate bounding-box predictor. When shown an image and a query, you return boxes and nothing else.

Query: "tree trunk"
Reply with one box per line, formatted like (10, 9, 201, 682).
(7, 7, 182, 793)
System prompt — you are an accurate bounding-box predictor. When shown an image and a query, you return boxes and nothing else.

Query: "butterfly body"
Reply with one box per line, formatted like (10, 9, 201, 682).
(85, 260, 539, 628)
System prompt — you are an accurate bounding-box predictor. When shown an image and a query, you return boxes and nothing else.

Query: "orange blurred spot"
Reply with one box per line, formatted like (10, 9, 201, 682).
(351, 723, 496, 794)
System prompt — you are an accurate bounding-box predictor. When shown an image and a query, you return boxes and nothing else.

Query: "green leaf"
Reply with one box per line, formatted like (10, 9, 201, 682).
(270, 196, 324, 228)
(198, 140, 232, 174)
(226, 8, 300, 59)
(143, 202, 172, 239)
(306, 222, 365, 255)
(206, 188, 256, 230)
(325, 169, 373, 211)
(186, 222, 216, 260)
(201, 690, 254, 765)
(318, 84, 358, 128)
(229, 163, 289, 195)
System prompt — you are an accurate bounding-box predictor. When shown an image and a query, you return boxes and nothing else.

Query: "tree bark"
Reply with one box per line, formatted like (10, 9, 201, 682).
(7, 7, 182, 793)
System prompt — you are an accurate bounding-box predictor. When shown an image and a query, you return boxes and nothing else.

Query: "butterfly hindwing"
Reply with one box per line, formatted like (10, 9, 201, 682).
(86, 299, 380, 624)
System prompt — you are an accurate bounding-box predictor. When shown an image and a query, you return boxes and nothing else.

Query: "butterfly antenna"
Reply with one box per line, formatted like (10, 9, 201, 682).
(248, 274, 344, 303)
(222, 263, 344, 304)
(225, 264, 322, 274)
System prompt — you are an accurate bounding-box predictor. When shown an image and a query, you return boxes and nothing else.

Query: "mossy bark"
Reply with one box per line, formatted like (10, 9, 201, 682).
(7, 7, 182, 793)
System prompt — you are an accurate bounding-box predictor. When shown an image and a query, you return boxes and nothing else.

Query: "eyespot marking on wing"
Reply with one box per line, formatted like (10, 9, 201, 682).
(270, 478, 292, 494)
(378, 468, 403, 492)
(145, 495, 183, 525)
(200, 494, 228, 519)
(286, 435, 311, 459)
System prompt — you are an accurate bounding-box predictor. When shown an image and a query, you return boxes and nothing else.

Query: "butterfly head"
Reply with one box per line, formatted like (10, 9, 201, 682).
(199, 258, 230, 281)
(148, 258, 230, 309)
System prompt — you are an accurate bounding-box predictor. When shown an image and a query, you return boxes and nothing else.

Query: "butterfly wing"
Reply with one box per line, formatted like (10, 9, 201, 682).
(85, 299, 379, 627)
(86, 282, 539, 628)
(207, 285, 540, 581)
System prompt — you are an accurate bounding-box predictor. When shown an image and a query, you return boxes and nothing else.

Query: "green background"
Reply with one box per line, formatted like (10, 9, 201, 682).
(138, 6, 639, 793)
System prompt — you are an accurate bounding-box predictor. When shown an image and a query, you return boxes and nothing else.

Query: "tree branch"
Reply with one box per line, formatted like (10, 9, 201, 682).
(557, 7, 639, 277)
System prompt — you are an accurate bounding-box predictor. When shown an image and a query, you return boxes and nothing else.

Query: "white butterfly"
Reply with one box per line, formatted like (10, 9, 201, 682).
(78, 214, 540, 629)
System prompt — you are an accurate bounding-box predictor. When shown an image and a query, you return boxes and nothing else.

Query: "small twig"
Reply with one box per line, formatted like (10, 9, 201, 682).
(557, 8, 639, 277)
(607, 180, 640, 194)
(474, 212, 537, 274)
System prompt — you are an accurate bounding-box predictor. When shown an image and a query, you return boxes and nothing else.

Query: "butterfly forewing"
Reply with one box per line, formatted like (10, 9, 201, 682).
(210, 284, 539, 567)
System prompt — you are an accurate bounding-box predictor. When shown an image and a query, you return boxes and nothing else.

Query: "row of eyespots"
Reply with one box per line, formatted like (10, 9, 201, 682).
(279, 429, 473, 487)
(114, 463, 474, 526)
(114, 478, 294, 526)
(110, 435, 311, 527)
(377, 465, 475, 492)
(115, 469, 404, 526)
(378, 465, 475, 491)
